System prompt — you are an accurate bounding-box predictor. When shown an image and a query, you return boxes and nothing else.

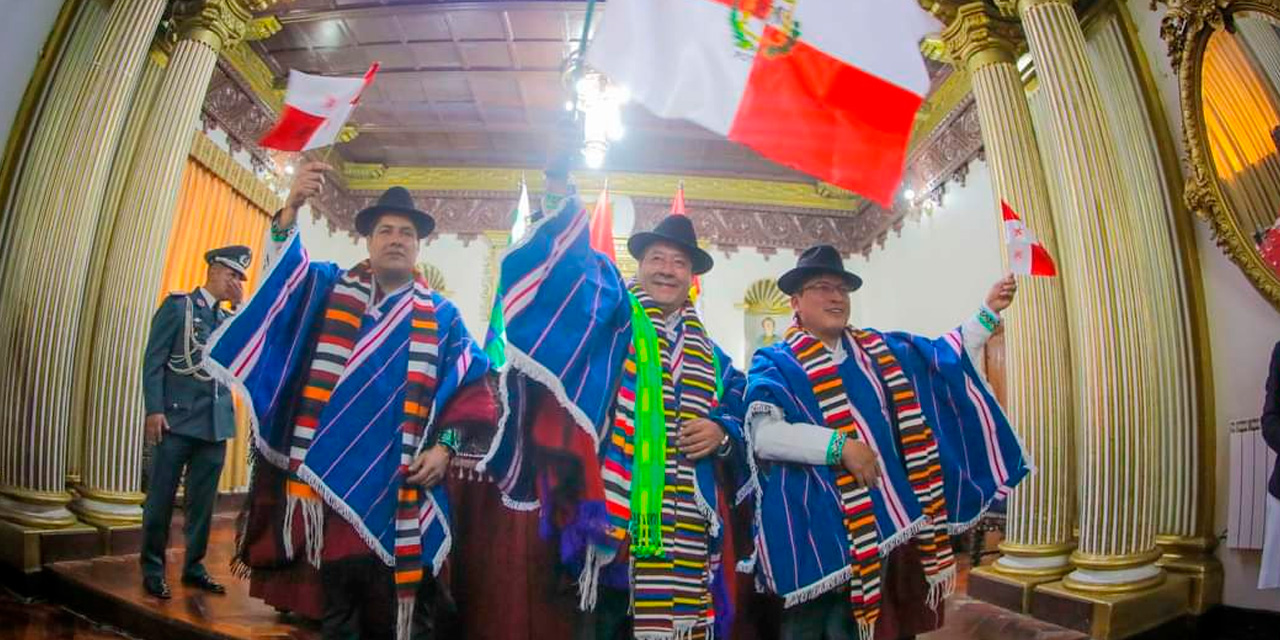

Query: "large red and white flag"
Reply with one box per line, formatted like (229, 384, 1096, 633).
(1002, 201, 1057, 277)
(259, 63, 379, 152)
(588, 0, 940, 207)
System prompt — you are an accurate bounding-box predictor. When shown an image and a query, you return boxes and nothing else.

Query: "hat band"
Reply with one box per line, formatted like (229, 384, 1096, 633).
(214, 257, 247, 273)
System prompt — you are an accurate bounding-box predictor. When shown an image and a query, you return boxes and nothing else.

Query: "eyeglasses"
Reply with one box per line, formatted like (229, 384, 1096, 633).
(801, 282, 853, 296)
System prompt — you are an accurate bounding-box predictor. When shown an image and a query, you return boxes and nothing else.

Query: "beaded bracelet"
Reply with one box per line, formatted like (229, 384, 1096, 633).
(977, 305, 1002, 333)
(437, 428, 460, 456)
(826, 431, 847, 466)
(270, 218, 292, 242)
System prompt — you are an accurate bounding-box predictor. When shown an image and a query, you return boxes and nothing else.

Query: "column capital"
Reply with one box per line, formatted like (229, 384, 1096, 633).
(1013, 0, 1076, 13)
(173, 0, 278, 53)
(941, 3, 1019, 70)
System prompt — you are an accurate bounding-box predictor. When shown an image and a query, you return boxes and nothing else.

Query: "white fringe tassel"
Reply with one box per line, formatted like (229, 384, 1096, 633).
(282, 493, 298, 561)
(578, 545, 603, 611)
(396, 597, 414, 640)
(856, 618, 876, 640)
(281, 491, 326, 568)
(782, 565, 853, 609)
(302, 497, 325, 568)
(925, 565, 957, 612)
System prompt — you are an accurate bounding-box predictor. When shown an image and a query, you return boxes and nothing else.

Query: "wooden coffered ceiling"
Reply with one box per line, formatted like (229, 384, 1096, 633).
(250, 0, 950, 181)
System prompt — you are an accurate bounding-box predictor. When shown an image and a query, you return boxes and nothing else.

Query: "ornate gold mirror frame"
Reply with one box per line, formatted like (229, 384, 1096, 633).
(1165, 0, 1280, 311)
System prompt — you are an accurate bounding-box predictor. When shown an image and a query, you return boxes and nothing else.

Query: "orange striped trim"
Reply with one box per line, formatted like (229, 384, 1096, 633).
(287, 480, 319, 500)
(813, 379, 841, 394)
(327, 309, 361, 326)
(302, 387, 332, 402)
(394, 569, 424, 585)
(849, 515, 876, 529)
(798, 341, 824, 359)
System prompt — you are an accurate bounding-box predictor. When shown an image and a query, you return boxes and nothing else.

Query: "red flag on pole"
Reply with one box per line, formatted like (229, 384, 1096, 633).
(589, 182, 616, 262)
(1002, 200, 1057, 277)
(670, 180, 687, 216)
(667, 181, 702, 303)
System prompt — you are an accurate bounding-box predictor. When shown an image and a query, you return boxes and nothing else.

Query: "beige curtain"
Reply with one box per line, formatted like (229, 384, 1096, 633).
(157, 157, 270, 492)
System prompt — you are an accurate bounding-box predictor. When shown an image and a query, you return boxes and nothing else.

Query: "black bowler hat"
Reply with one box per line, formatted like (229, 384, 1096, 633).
(777, 245, 863, 295)
(627, 215, 714, 275)
(354, 186, 436, 238)
(204, 245, 252, 280)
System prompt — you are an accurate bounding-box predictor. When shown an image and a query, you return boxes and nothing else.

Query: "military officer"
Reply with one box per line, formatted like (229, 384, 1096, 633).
(140, 245, 251, 599)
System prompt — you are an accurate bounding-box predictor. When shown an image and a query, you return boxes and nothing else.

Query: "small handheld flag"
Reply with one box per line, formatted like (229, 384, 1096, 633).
(259, 63, 380, 152)
(1002, 200, 1057, 277)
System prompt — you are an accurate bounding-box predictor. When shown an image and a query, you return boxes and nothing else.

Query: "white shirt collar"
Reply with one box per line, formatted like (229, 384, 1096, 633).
(196, 287, 217, 309)
(830, 339, 847, 364)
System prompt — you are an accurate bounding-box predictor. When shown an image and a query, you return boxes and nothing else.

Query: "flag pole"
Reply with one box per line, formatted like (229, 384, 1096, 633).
(570, 0, 599, 114)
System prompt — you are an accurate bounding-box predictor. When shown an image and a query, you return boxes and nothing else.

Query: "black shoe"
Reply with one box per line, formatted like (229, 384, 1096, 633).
(143, 576, 171, 599)
(181, 573, 226, 594)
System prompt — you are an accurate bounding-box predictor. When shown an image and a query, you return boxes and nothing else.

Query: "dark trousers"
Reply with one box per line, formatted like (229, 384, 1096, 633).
(140, 433, 226, 580)
(573, 585, 631, 640)
(780, 591, 857, 640)
(320, 554, 447, 640)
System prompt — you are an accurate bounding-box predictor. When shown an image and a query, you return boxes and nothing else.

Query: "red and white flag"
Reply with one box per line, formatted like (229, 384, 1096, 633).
(259, 63, 380, 152)
(1002, 200, 1057, 277)
(589, 182, 617, 262)
(588, 0, 940, 207)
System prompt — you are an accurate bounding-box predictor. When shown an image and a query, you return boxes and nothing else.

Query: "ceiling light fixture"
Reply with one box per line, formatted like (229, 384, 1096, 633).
(573, 71, 628, 170)
(563, 48, 628, 171)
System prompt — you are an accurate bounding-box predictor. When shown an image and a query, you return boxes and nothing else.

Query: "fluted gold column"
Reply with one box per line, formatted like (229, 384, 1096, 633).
(68, 48, 167, 525)
(0, 0, 167, 528)
(76, 1, 274, 526)
(942, 3, 1076, 588)
(1017, 0, 1162, 592)
(0, 0, 103, 261)
(1082, 4, 1218, 611)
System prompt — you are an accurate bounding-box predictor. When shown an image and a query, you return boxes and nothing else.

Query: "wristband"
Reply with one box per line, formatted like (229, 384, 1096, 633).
(826, 431, 848, 466)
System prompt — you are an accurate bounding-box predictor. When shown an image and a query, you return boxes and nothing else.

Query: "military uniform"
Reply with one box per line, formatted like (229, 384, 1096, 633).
(140, 245, 249, 597)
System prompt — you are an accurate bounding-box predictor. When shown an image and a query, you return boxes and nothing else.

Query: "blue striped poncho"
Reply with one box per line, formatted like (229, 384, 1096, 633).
(478, 193, 752, 612)
(204, 231, 489, 573)
(745, 327, 1030, 607)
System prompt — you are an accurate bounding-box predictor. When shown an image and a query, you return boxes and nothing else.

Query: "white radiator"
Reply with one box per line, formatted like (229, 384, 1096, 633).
(1228, 418, 1276, 550)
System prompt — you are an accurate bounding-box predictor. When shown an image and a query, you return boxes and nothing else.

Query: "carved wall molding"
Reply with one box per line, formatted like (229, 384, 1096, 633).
(852, 95, 985, 256)
(188, 130, 283, 213)
(309, 189, 871, 255)
(201, 59, 276, 172)
(344, 167, 865, 214)
(300, 87, 987, 256)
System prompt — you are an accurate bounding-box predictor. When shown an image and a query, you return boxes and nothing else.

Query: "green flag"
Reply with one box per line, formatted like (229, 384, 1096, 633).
(483, 181, 531, 369)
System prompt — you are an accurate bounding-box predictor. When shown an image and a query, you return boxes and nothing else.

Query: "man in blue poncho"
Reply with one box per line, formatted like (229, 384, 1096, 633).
(205, 163, 493, 639)
(745, 245, 1029, 640)
(479, 144, 753, 639)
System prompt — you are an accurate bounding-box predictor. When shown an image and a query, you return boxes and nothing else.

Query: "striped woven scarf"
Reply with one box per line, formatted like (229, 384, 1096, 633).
(784, 327, 882, 639)
(282, 261, 442, 640)
(608, 284, 720, 639)
(851, 329, 955, 606)
(786, 325, 957, 638)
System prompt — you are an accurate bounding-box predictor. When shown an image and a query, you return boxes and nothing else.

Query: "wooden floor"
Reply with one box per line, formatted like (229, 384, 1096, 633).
(0, 515, 1095, 640)
(38, 514, 313, 640)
